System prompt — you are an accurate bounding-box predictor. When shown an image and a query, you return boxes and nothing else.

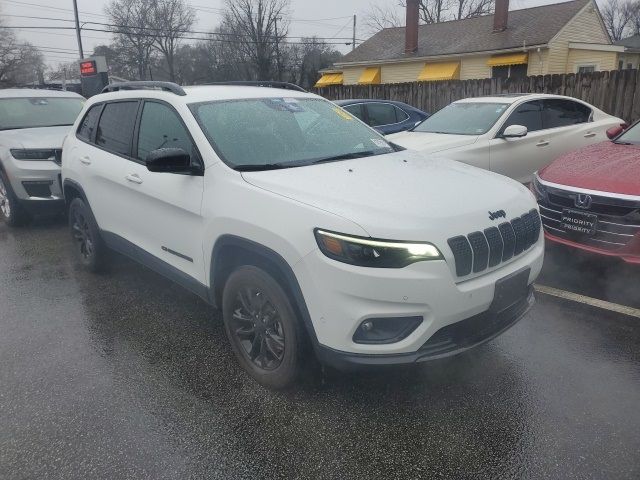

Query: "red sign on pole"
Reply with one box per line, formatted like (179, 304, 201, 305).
(80, 60, 97, 77)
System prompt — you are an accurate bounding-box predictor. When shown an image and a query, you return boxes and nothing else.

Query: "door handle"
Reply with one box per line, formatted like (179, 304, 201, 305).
(125, 174, 143, 185)
(79, 156, 91, 165)
(536, 141, 549, 147)
(584, 132, 596, 138)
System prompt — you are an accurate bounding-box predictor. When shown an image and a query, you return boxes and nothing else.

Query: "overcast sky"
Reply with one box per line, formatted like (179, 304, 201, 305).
(1, 0, 586, 68)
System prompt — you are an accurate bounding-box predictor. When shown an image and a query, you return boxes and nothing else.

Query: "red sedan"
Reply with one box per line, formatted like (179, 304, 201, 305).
(532, 122, 640, 264)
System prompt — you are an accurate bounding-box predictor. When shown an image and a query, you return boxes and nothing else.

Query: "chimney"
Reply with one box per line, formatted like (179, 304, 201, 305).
(494, 0, 509, 32)
(405, 0, 419, 54)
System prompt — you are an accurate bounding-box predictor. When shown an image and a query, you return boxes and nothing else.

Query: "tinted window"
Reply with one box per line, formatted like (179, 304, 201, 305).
(394, 105, 410, 122)
(342, 104, 365, 121)
(137, 102, 195, 161)
(502, 101, 543, 133)
(366, 103, 397, 126)
(96, 102, 138, 156)
(77, 105, 102, 142)
(542, 99, 590, 129)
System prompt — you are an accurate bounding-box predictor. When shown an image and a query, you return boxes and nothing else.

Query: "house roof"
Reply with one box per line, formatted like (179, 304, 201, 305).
(615, 34, 640, 52)
(337, 0, 591, 65)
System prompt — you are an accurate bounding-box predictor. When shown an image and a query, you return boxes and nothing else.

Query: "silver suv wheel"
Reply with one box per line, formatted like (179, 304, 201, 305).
(0, 175, 11, 219)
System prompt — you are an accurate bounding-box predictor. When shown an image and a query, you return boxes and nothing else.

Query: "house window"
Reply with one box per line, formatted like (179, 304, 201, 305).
(577, 65, 596, 74)
(619, 60, 625, 70)
(492, 64, 528, 80)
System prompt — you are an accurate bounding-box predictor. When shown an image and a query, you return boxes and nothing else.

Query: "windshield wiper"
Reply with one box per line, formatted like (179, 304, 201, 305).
(235, 163, 291, 171)
(0, 123, 73, 131)
(309, 150, 384, 165)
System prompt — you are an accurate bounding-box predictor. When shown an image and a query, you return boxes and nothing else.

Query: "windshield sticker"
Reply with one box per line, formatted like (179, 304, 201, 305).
(263, 98, 304, 113)
(371, 138, 388, 148)
(333, 107, 353, 121)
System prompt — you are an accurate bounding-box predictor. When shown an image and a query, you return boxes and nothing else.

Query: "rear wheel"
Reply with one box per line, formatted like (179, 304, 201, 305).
(0, 171, 30, 227)
(68, 197, 107, 272)
(222, 266, 303, 389)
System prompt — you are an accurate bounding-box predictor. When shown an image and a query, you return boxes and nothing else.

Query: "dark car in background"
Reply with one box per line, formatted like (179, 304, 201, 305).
(334, 99, 429, 135)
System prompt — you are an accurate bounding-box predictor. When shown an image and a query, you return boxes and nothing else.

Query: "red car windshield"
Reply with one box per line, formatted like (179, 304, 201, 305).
(615, 122, 640, 145)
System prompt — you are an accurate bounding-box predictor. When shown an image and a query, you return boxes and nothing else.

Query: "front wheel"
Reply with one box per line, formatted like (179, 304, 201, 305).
(0, 171, 30, 227)
(68, 197, 107, 272)
(222, 266, 304, 389)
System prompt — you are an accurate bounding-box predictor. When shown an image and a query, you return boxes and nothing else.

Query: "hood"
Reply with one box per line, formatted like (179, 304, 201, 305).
(241, 150, 535, 244)
(0, 125, 72, 149)
(387, 131, 479, 154)
(539, 141, 640, 197)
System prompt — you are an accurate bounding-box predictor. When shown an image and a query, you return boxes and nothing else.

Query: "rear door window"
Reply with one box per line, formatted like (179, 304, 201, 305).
(502, 101, 543, 133)
(342, 104, 365, 121)
(95, 101, 139, 156)
(77, 105, 102, 142)
(365, 103, 398, 126)
(542, 99, 591, 129)
(136, 101, 196, 162)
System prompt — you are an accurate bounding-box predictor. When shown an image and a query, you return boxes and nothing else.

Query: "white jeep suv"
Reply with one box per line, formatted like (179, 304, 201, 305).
(62, 81, 544, 388)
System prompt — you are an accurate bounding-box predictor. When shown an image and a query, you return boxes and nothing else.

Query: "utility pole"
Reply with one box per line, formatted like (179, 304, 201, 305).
(72, 0, 84, 59)
(352, 14, 357, 51)
(274, 16, 282, 81)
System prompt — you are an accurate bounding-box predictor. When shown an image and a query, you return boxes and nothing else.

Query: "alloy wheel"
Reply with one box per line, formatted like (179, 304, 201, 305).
(71, 210, 94, 260)
(231, 286, 286, 371)
(0, 177, 10, 219)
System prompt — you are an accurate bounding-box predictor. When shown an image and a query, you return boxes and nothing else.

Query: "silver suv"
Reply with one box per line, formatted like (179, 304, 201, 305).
(0, 89, 85, 226)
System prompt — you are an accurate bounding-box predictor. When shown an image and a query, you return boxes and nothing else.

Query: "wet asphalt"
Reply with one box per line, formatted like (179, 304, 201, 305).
(1, 218, 639, 480)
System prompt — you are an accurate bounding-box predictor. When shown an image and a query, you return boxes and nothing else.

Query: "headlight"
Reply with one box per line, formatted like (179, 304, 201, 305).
(10, 149, 57, 160)
(314, 229, 442, 268)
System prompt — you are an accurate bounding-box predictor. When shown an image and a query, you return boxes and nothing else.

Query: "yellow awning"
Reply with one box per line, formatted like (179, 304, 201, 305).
(358, 67, 381, 85)
(314, 73, 343, 87)
(487, 53, 528, 67)
(418, 62, 460, 81)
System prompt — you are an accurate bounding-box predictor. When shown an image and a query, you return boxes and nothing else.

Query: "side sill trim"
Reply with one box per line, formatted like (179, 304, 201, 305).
(102, 231, 211, 304)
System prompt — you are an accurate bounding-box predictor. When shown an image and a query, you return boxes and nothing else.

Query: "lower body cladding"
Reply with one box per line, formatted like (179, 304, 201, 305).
(294, 241, 544, 370)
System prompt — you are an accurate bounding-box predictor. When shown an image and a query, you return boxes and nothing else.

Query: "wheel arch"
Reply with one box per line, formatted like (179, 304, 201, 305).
(210, 235, 320, 348)
(62, 178, 89, 207)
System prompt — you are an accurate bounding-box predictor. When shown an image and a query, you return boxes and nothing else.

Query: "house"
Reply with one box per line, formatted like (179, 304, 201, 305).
(614, 34, 640, 70)
(315, 0, 623, 87)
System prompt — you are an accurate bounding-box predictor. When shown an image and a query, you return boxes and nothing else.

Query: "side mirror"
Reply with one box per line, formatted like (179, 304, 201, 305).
(606, 125, 624, 140)
(502, 124, 528, 138)
(146, 148, 200, 175)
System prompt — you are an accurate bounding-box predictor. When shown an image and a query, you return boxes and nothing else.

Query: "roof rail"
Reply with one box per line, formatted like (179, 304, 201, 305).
(101, 81, 186, 96)
(205, 81, 307, 93)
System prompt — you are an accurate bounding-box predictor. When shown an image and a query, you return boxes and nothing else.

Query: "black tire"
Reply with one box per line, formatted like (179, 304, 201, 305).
(68, 197, 107, 272)
(222, 265, 304, 389)
(0, 170, 31, 227)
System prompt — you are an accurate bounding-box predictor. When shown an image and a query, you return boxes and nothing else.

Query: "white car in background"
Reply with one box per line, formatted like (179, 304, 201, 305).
(388, 94, 624, 183)
(0, 88, 85, 226)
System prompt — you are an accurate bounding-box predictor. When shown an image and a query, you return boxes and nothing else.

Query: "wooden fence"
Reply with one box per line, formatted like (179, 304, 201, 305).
(313, 69, 640, 122)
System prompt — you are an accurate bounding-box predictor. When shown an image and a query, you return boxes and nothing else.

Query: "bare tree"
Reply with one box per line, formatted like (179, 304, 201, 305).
(626, 0, 640, 35)
(453, 0, 494, 20)
(0, 12, 45, 86)
(364, 3, 403, 34)
(105, 0, 157, 80)
(221, 0, 290, 80)
(149, 0, 196, 81)
(602, 0, 634, 41)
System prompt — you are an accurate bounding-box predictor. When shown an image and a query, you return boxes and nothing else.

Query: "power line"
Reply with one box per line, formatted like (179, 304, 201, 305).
(3, 0, 107, 19)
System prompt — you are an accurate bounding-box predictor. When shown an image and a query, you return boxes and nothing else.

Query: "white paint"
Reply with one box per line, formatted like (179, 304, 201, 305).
(534, 284, 640, 319)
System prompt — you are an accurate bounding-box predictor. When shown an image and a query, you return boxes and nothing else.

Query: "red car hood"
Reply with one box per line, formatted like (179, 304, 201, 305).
(539, 141, 640, 197)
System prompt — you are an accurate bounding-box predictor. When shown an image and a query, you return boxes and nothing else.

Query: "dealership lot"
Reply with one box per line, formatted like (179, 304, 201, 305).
(0, 219, 639, 479)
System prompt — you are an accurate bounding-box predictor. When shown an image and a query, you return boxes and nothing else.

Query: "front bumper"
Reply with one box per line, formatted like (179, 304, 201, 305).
(1, 156, 64, 213)
(316, 286, 534, 370)
(294, 239, 544, 360)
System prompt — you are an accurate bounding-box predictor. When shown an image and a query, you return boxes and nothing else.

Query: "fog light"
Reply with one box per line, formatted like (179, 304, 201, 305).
(361, 321, 374, 332)
(353, 316, 423, 344)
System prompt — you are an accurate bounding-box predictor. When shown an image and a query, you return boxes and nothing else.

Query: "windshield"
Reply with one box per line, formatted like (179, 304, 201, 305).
(190, 97, 394, 170)
(0, 97, 85, 131)
(413, 102, 510, 135)
(615, 122, 640, 145)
